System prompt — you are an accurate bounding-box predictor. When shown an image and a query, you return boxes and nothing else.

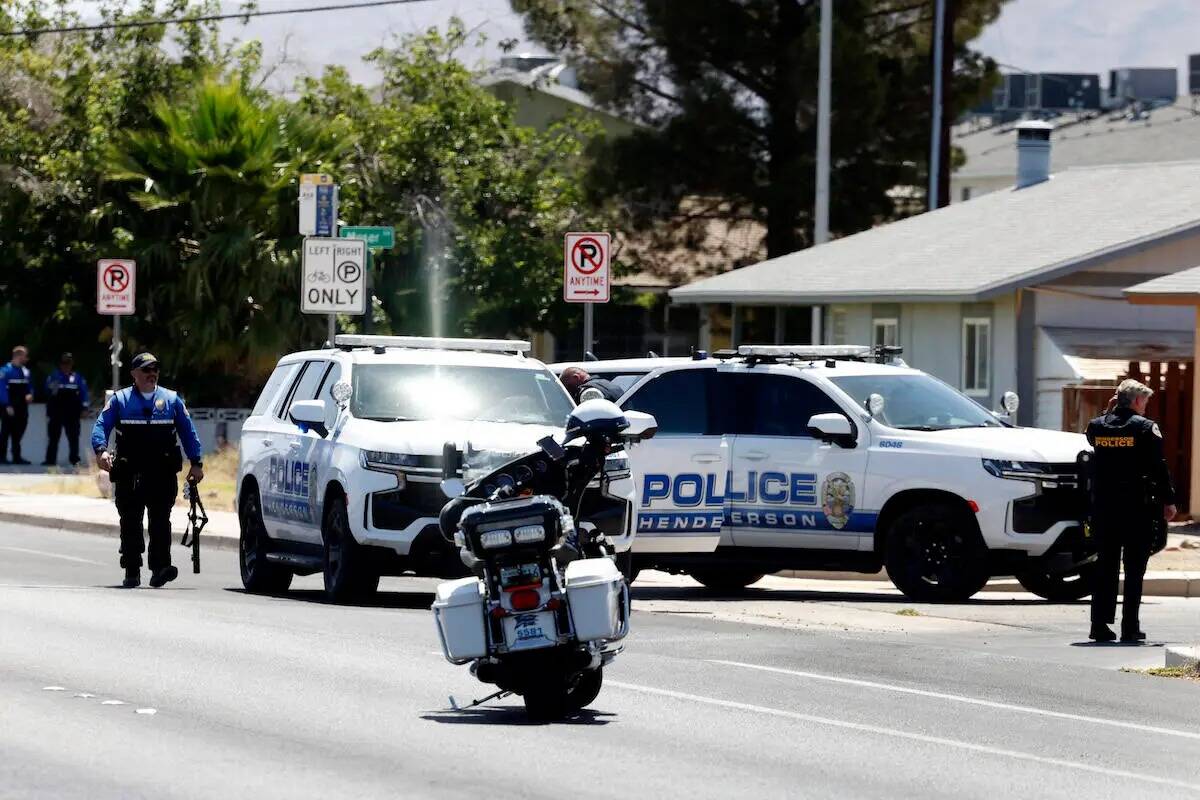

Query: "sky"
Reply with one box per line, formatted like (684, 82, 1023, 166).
(65, 0, 1200, 95)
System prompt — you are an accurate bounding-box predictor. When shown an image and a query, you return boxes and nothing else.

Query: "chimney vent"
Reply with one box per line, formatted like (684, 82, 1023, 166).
(1015, 120, 1053, 188)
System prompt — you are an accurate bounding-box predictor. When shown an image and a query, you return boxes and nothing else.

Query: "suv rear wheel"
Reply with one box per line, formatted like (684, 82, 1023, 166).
(689, 569, 765, 592)
(885, 503, 989, 602)
(239, 486, 293, 594)
(322, 495, 380, 604)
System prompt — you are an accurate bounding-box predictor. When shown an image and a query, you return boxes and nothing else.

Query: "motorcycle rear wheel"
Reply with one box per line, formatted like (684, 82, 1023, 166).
(565, 667, 604, 712)
(523, 685, 569, 721)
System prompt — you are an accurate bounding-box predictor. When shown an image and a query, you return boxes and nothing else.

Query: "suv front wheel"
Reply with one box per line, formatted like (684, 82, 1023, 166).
(885, 503, 989, 602)
(239, 486, 294, 594)
(322, 494, 380, 604)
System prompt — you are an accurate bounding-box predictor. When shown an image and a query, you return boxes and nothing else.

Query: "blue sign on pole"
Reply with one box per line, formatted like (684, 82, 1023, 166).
(315, 184, 336, 237)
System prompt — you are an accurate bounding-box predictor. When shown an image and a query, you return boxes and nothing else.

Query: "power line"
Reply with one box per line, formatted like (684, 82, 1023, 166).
(0, 0, 432, 38)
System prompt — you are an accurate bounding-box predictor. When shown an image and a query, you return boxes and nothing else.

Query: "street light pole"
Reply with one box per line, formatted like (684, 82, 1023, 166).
(814, 0, 832, 246)
(928, 0, 947, 210)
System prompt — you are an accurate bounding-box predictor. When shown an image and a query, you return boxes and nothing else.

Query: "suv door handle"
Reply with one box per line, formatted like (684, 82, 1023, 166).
(692, 453, 722, 464)
(741, 451, 770, 461)
(288, 440, 303, 450)
(261, 439, 273, 447)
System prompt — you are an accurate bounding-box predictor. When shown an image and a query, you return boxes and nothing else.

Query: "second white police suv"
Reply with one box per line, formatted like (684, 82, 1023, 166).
(237, 335, 583, 602)
(555, 345, 1094, 602)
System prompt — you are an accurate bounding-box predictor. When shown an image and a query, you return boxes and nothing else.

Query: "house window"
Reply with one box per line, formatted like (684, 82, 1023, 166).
(830, 307, 847, 345)
(873, 318, 899, 348)
(962, 318, 991, 396)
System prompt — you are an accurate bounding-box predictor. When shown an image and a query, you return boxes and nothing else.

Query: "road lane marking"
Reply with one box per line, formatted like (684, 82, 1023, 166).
(135, 708, 157, 715)
(709, 660, 1200, 742)
(608, 680, 1200, 793)
(0, 546, 104, 565)
(42, 686, 65, 692)
(101, 700, 125, 706)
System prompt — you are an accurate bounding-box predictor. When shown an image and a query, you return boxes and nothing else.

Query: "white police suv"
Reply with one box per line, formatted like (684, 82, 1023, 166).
(556, 346, 1093, 602)
(236, 335, 579, 602)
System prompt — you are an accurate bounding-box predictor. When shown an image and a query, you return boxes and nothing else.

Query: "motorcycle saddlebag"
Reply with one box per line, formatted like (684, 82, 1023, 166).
(432, 577, 488, 662)
(564, 558, 627, 642)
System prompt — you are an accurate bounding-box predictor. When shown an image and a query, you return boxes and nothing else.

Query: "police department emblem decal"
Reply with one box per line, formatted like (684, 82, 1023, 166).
(821, 472, 855, 530)
(155, 398, 166, 410)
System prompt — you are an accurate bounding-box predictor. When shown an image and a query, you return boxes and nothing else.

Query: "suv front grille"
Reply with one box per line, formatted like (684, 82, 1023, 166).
(1012, 467, 1087, 533)
(371, 480, 448, 530)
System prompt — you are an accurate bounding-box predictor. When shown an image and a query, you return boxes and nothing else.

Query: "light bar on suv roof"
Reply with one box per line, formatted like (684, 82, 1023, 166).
(334, 335, 531, 354)
(736, 345, 873, 359)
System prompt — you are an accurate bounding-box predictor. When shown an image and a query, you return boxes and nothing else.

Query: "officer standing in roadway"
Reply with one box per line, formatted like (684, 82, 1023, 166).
(1084, 378, 1177, 643)
(560, 366, 622, 403)
(43, 352, 90, 467)
(0, 345, 35, 465)
(91, 353, 205, 589)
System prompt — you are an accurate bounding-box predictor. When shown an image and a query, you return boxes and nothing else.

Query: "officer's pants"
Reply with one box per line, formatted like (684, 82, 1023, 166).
(1090, 513, 1152, 630)
(114, 472, 178, 571)
(0, 405, 28, 460)
(45, 412, 81, 465)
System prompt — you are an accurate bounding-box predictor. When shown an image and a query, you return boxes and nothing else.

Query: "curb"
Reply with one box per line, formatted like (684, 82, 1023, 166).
(776, 568, 1200, 598)
(0, 509, 240, 552)
(1165, 646, 1199, 668)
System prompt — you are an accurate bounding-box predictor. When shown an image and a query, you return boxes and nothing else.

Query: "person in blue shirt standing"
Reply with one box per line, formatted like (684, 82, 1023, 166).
(0, 345, 34, 465)
(43, 352, 90, 467)
(92, 352, 205, 588)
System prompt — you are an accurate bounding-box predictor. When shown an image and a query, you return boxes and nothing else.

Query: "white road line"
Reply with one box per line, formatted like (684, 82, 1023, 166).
(0, 546, 104, 565)
(709, 660, 1200, 742)
(608, 680, 1200, 793)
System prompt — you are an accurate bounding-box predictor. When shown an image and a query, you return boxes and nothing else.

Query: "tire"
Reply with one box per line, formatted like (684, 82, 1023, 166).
(523, 684, 569, 722)
(565, 667, 604, 712)
(885, 503, 989, 602)
(689, 569, 765, 592)
(1017, 563, 1097, 602)
(239, 486, 293, 594)
(322, 495, 380, 604)
(617, 550, 640, 586)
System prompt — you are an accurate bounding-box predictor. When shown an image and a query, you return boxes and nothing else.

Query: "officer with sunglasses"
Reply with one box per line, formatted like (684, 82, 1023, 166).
(91, 353, 204, 588)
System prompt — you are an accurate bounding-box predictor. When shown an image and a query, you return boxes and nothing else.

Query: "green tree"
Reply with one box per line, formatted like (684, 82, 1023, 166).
(510, 0, 1007, 261)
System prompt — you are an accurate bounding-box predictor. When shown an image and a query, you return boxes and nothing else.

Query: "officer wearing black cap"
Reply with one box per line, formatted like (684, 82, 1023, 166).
(43, 353, 90, 467)
(1084, 378, 1177, 643)
(91, 353, 204, 588)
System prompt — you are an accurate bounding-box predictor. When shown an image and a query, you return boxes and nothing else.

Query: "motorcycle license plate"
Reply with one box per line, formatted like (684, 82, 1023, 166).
(502, 611, 557, 651)
(499, 562, 541, 589)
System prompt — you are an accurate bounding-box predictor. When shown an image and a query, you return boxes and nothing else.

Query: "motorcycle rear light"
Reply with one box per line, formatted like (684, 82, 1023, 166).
(513, 524, 546, 543)
(490, 606, 507, 619)
(510, 588, 540, 611)
(479, 529, 512, 549)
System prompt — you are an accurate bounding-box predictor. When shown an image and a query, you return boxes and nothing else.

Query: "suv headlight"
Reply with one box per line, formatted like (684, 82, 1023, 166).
(982, 459, 1049, 480)
(361, 450, 419, 472)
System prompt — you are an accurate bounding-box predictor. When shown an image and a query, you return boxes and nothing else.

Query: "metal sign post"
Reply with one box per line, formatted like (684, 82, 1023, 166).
(563, 232, 611, 358)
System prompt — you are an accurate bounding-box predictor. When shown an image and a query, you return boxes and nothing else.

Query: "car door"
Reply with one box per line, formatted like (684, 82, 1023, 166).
(265, 359, 329, 544)
(728, 367, 872, 551)
(619, 366, 727, 554)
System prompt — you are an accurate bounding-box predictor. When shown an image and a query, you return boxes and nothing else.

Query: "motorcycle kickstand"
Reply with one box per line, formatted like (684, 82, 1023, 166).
(448, 689, 513, 712)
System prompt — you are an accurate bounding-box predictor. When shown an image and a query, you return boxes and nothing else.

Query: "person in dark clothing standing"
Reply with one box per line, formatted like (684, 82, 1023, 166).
(91, 353, 204, 589)
(43, 353, 90, 467)
(0, 345, 34, 464)
(1084, 378, 1177, 643)
(560, 366, 622, 403)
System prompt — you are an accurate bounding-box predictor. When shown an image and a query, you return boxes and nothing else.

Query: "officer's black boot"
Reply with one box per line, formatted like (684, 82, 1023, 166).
(1120, 624, 1146, 643)
(122, 566, 141, 589)
(1089, 623, 1117, 642)
(149, 565, 179, 588)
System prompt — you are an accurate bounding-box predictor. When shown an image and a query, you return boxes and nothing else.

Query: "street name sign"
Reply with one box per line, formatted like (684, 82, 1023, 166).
(339, 226, 394, 249)
(563, 232, 610, 303)
(302, 238, 366, 314)
(97, 259, 136, 314)
(299, 173, 337, 237)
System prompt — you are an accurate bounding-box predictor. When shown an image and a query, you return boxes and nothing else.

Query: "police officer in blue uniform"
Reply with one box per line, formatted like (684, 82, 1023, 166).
(1084, 378, 1177, 643)
(92, 353, 205, 588)
(0, 345, 34, 464)
(43, 353, 90, 467)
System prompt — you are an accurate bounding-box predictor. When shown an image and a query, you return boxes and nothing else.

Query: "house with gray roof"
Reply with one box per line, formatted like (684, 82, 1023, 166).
(670, 125, 1200, 430)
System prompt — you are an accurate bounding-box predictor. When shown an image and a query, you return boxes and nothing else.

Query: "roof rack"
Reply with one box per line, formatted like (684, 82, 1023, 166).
(715, 344, 904, 366)
(333, 335, 530, 355)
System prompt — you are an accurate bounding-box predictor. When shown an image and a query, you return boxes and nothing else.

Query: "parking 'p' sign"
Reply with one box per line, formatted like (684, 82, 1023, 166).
(564, 232, 610, 303)
(97, 259, 136, 315)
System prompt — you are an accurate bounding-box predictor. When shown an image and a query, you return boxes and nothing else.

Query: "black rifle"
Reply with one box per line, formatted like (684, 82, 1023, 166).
(181, 480, 207, 574)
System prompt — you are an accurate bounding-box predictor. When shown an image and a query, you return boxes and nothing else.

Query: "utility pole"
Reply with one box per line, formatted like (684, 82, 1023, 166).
(928, 0, 947, 211)
(814, 0, 832, 245)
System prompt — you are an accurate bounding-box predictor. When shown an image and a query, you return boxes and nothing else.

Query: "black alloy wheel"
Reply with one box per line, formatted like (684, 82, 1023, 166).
(885, 503, 989, 602)
(239, 487, 293, 594)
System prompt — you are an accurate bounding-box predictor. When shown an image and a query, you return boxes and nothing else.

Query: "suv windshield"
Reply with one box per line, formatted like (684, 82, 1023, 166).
(830, 373, 1002, 431)
(351, 364, 573, 426)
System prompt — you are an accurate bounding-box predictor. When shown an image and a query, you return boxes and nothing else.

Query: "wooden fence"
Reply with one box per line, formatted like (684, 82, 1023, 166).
(1061, 361, 1192, 512)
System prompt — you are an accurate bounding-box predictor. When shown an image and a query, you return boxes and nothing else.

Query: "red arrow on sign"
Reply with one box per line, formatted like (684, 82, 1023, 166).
(574, 289, 601, 295)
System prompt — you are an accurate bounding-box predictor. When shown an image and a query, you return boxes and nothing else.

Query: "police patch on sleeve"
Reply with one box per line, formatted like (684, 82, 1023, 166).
(1152, 423, 1162, 438)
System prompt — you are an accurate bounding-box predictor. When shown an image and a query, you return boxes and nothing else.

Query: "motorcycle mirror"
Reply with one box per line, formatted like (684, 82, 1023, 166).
(439, 478, 466, 499)
(331, 380, 352, 409)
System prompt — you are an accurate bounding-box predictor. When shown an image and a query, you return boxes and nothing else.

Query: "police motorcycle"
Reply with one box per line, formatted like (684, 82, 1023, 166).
(432, 400, 657, 720)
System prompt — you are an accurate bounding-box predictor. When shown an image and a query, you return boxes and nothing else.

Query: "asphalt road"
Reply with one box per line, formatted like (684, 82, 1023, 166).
(3, 522, 1200, 799)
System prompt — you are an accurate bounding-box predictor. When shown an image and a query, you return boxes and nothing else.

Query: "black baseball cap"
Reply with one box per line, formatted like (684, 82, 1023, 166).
(60, 352, 74, 362)
(130, 352, 160, 371)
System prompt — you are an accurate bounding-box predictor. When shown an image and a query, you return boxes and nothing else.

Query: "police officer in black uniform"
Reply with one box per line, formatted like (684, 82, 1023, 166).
(91, 353, 205, 589)
(560, 366, 622, 403)
(43, 352, 90, 467)
(1084, 378, 1177, 643)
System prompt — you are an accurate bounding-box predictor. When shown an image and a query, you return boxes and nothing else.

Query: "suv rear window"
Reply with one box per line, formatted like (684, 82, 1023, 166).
(351, 364, 572, 426)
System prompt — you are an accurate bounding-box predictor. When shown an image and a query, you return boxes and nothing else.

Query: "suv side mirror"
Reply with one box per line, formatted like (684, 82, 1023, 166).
(622, 410, 658, 442)
(807, 412, 855, 447)
(289, 399, 329, 438)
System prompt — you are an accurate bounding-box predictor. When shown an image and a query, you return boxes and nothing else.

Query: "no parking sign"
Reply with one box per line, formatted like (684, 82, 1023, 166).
(97, 259, 135, 315)
(563, 232, 610, 303)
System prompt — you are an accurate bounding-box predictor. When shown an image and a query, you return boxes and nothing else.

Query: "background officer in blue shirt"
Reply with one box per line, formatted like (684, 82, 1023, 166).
(92, 352, 205, 588)
(43, 352, 90, 467)
(0, 345, 35, 465)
